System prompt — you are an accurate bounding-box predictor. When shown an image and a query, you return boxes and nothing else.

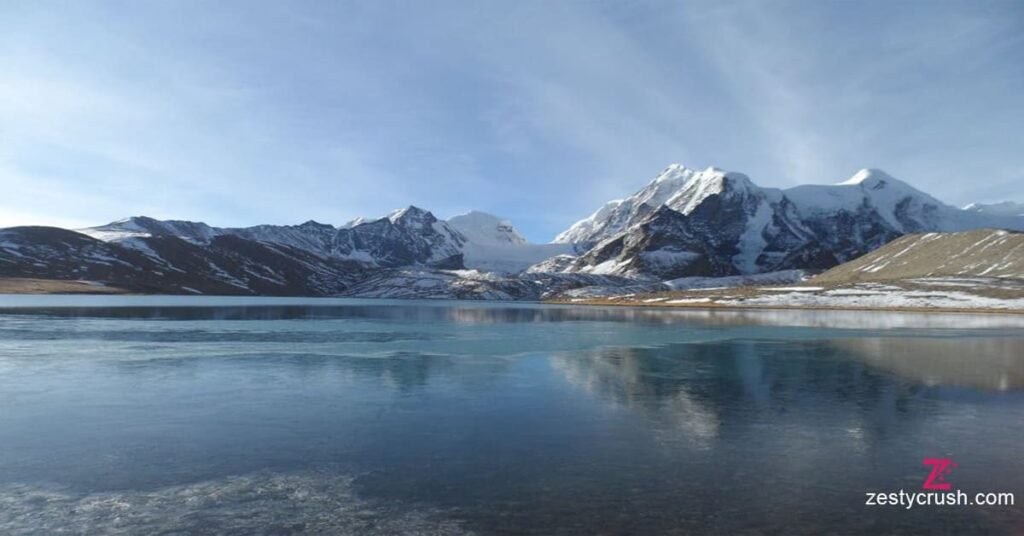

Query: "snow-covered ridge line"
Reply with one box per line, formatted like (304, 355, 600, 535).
(21, 161, 1024, 285)
(76, 207, 547, 272)
(549, 164, 1024, 279)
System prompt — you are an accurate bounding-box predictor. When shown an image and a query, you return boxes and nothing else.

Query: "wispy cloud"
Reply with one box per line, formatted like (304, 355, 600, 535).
(0, 0, 1020, 240)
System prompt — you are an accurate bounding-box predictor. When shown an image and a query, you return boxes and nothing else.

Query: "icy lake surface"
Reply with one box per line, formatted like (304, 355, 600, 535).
(1, 296, 1022, 534)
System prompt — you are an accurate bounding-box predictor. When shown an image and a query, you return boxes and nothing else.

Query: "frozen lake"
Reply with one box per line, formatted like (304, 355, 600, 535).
(1, 296, 1021, 534)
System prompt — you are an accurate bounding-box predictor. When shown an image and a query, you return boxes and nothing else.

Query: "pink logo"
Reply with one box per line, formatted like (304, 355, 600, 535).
(922, 458, 957, 490)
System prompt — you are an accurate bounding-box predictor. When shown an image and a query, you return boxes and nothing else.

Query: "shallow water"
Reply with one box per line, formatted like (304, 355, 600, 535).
(1, 296, 1022, 534)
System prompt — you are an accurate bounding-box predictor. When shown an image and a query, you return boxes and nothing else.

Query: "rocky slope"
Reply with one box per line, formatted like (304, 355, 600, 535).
(337, 269, 633, 301)
(80, 206, 467, 269)
(74, 207, 574, 286)
(0, 226, 368, 295)
(0, 223, 596, 299)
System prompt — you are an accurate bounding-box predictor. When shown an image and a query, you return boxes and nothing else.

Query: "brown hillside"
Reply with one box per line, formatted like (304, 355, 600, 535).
(811, 229, 1024, 284)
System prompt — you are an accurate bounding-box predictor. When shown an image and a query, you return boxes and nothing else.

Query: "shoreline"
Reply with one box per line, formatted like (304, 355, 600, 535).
(3, 277, 1023, 316)
(543, 298, 1024, 316)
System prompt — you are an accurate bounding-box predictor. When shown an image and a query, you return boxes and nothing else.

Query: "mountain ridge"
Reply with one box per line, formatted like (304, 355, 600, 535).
(3, 163, 1022, 299)
(549, 165, 1024, 279)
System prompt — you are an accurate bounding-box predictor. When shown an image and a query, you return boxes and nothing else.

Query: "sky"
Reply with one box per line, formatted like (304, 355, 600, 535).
(1, 0, 1022, 241)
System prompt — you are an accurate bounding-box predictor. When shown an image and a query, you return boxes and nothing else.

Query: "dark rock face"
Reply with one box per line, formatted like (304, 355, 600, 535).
(570, 207, 724, 279)
(0, 227, 162, 286)
(770, 241, 840, 272)
(333, 207, 465, 268)
(564, 180, 819, 278)
(798, 203, 899, 264)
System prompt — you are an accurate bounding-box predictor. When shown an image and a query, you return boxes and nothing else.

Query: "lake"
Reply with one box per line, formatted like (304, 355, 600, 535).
(1, 296, 1022, 534)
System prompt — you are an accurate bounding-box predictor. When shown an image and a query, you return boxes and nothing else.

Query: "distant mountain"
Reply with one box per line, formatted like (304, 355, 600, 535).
(446, 210, 573, 273)
(0, 226, 367, 295)
(448, 211, 526, 246)
(81, 216, 221, 244)
(0, 224, 614, 299)
(80, 206, 467, 269)
(549, 165, 1024, 279)
(964, 201, 1024, 218)
(3, 163, 1023, 299)
(78, 208, 571, 276)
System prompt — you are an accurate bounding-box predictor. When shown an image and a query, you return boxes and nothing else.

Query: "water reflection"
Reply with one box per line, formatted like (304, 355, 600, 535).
(553, 336, 1024, 452)
(832, 336, 1024, 391)
(1, 298, 1023, 534)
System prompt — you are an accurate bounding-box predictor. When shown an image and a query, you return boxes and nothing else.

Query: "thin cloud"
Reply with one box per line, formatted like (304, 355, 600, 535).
(0, 0, 1020, 241)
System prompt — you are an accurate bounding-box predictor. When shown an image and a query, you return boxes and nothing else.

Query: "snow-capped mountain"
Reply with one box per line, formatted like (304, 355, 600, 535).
(555, 164, 708, 247)
(6, 162, 1023, 299)
(79, 208, 570, 276)
(0, 225, 616, 299)
(448, 211, 527, 246)
(80, 206, 467, 269)
(551, 166, 818, 278)
(446, 211, 573, 274)
(550, 165, 1024, 278)
(0, 226, 368, 295)
(964, 201, 1024, 218)
(333, 206, 466, 268)
(81, 216, 220, 244)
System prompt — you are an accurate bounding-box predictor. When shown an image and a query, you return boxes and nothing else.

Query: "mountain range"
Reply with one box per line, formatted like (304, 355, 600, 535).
(2, 164, 1022, 298)
(551, 165, 1024, 279)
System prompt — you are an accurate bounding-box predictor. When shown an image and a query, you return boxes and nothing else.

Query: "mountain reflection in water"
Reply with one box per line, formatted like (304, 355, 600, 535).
(0, 296, 1021, 534)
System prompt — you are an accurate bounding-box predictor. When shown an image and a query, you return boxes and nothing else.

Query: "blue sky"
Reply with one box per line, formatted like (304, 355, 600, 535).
(1, 0, 1022, 241)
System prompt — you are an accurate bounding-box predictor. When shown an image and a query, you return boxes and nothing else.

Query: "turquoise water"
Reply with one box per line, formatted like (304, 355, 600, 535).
(0, 296, 1022, 534)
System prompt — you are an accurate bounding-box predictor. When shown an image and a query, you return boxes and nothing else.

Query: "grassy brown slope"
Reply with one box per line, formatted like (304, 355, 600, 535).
(546, 229, 1024, 313)
(810, 229, 1024, 284)
(0, 278, 131, 294)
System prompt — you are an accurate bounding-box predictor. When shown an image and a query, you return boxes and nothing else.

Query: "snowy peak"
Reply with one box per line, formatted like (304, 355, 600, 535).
(448, 211, 527, 246)
(386, 205, 434, 226)
(78, 216, 218, 244)
(665, 167, 759, 215)
(553, 164, 703, 245)
(638, 164, 699, 206)
(341, 217, 369, 228)
(838, 168, 896, 186)
(785, 168, 951, 233)
(62, 161, 1024, 284)
(554, 165, 766, 247)
(965, 201, 1024, 217)
(838, 168, 942, 205)
(553, 165, 696, 245)
(449, 211, 572, 274)
(78, 207, 469, 269)
(332, 206, 466, 268)
(553, 163, 1024, 279)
